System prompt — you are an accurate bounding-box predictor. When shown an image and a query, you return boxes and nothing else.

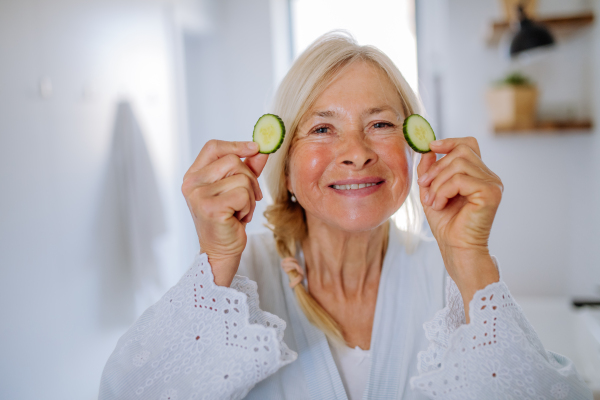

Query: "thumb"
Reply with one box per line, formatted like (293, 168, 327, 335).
(244, 153, 269, 177)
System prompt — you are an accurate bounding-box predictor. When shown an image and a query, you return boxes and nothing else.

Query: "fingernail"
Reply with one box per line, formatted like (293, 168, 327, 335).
(248, 142, 259, 150)
(430, 140, 440, 146)
(418, 173, 428, 184)
(424, 193, 429, 203)
(427, 193, 435, 206)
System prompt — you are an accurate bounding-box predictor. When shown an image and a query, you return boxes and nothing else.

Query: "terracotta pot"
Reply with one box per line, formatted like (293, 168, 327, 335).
(501, 0, 537, 23)
(486, 85, 538, 130)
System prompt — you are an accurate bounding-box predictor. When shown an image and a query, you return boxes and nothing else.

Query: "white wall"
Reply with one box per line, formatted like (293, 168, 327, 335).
(291, 0, 419, 93)
(417, 0, 600, 297)
(0, 0, 290, 397)
(0, 0, 191, 398)
(183, 0, 292, 234)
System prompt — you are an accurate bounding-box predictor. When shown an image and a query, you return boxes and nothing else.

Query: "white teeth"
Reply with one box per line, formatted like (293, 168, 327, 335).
(333, 182, 378, 190)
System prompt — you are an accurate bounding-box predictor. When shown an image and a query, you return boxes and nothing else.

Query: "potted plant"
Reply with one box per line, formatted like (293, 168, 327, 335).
(486, 72, 538, 131)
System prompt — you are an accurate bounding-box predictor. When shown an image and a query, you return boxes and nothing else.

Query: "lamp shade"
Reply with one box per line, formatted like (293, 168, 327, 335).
(510, 6, 555, 57)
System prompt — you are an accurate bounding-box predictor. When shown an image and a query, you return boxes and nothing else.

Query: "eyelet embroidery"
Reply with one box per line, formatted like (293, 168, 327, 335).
(112, 253, 296, 398)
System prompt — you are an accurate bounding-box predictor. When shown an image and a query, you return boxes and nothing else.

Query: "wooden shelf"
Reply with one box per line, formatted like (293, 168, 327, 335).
(487, 12, 595, 45)
(494, 120, 593, 134)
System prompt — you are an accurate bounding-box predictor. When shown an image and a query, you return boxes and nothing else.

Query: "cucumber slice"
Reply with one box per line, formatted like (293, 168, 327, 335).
(403, 114, 436, 153)
(253, 114, 286, 154)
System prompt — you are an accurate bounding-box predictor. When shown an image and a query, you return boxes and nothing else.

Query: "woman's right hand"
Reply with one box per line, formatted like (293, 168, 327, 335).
(182, 140, 269, 287)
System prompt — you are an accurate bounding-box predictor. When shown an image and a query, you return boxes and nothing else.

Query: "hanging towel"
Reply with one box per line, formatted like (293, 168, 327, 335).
(111, 100, 167, 316)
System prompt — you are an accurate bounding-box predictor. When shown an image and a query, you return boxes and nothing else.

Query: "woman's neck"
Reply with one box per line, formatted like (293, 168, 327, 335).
(301, 216, 389, 296)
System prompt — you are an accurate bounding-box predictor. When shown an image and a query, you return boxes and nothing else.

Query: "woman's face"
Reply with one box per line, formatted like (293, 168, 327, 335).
(287, 61, 412, 232)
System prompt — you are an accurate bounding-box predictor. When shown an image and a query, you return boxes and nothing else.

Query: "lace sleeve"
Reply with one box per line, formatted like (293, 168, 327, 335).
(99, 253, 297, 400)
(411, 276, 593, 399)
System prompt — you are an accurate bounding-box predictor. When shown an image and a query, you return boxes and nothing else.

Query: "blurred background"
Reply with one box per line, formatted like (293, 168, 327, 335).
(1, 0, 599, 398)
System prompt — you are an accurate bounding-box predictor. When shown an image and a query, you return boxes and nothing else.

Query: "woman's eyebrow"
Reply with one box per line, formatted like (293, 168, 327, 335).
(363, 106, 402, 119)
(307, 106, 402, 121)
(311, 110, 337, 118)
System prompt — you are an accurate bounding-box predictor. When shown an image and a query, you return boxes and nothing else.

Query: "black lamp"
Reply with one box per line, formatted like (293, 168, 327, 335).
(510, 5, 555, 57)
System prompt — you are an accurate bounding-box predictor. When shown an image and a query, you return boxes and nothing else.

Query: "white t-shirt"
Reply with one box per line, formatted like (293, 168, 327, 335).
(328, 339, 371, 400)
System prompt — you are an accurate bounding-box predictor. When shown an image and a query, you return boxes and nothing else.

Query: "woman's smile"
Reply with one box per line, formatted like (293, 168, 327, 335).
(328, 177, 385, 197)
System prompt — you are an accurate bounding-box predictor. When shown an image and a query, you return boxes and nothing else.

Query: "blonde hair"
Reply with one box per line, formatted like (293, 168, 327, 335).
(263, 31, 424, 343)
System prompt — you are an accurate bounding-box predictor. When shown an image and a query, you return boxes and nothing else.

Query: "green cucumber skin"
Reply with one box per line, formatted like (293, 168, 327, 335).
(402, 114, 436, 154)
(252, 114, 286, 154)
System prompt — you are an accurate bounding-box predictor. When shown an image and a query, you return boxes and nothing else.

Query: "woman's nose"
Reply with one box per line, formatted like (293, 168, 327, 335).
(336, 133, 378, 169)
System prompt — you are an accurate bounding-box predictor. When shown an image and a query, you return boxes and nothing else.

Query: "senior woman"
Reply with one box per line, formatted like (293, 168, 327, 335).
(99, 34, 592, 399)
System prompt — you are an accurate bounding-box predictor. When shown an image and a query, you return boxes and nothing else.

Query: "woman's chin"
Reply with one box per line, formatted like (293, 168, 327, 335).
(316, 209, 394, 233)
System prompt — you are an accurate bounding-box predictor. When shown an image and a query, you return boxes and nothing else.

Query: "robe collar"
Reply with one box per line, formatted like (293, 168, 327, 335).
(279, 222, 432, 399)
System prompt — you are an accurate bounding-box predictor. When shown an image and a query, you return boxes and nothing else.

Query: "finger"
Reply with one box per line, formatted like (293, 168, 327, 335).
(417, 152, 436, 178)
(244, 153, 269, 177)
(187, 154, 262, 200)
(208, 174, 257, 222)
(429, 136, 481, 158)
(430, 173, 501, 211)
(235, 186, 255, 223)
(418, 143, 487, 188)
(218, 185, 256, 223)
(196, 184, 254, 223)
(424, 157, 490, 207)
(188, 140, 259, 174)
(417, 152, 436, 205)
(206, 173, 256, 199)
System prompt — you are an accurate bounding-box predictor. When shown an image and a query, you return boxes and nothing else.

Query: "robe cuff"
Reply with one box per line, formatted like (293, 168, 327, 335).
(411, 257, 592, 399)
(99, 253, 296, 400)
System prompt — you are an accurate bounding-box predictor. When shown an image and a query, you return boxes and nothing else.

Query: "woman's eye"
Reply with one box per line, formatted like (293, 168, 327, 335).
(373, 122, 393, 129)
(312, 126, 329, 134)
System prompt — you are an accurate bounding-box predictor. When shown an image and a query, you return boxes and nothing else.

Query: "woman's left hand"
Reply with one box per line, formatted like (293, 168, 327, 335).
(417, 137, 503, 320)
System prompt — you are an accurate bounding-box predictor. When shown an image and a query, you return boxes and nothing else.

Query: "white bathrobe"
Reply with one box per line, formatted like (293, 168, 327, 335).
(99, 223, 592, 399)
